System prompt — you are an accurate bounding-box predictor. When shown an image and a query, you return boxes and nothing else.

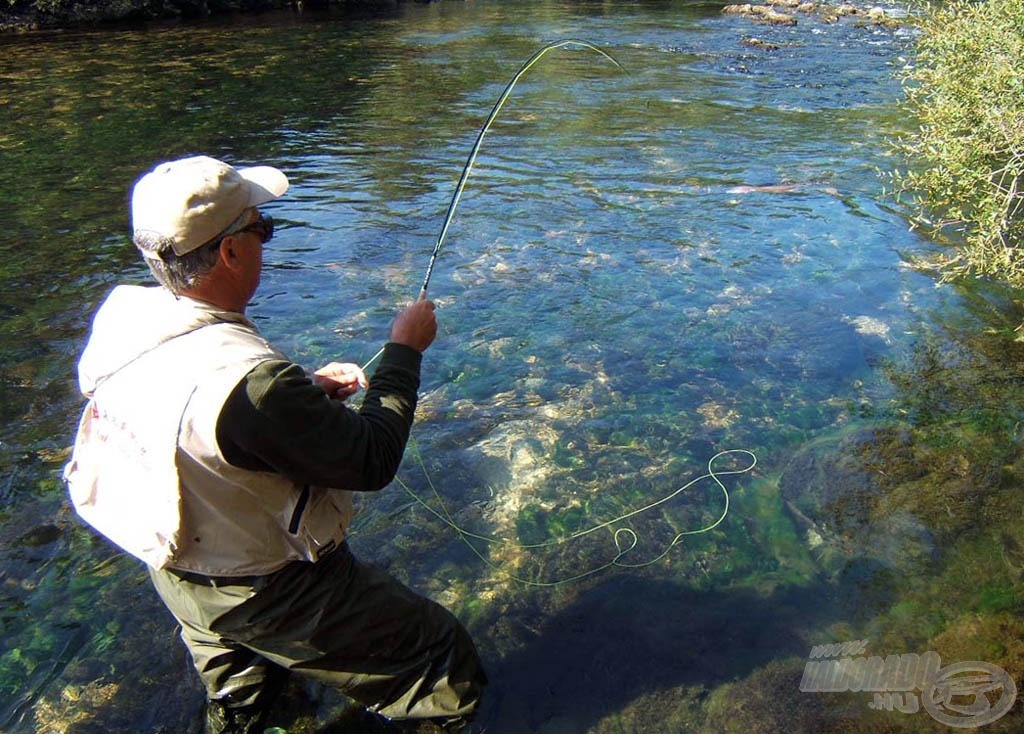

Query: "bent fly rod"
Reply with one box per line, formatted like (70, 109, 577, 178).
(416, 38, 623, 300)
(362, 39, 624, 371)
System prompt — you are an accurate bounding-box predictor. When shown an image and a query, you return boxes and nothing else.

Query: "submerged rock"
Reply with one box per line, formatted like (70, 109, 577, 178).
(704, 658, 859, 732)
(778, 430, 938, 578)
(15, 522, 63, 547)
(742, 37, 781, 50)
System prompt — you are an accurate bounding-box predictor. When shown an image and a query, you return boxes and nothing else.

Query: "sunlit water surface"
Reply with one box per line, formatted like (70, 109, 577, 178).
(4, 1, 1020, 732)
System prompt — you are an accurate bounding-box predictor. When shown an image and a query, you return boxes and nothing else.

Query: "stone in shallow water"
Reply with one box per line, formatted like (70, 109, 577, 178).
(778, 429, 937, 576)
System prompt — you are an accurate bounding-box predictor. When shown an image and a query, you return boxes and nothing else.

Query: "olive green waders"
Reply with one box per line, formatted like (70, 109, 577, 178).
(148, 543, 486, 732)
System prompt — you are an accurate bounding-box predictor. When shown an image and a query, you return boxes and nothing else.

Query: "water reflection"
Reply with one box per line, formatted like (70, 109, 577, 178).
(1, 1, 1022, 732)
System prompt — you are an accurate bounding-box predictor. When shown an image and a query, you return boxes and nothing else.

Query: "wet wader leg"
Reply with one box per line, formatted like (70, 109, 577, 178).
(148, 567, 289, 733)
(209, 547, 487, 726)
(304, 552, 486, 725)
(149, 546, 486, 728)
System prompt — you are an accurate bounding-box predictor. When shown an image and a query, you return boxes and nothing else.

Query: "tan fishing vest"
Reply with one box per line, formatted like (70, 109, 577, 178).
(65, 313, 352, 575)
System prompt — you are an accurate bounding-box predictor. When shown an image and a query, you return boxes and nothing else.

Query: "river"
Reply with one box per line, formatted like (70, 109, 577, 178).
(2, 0, 1022, 732)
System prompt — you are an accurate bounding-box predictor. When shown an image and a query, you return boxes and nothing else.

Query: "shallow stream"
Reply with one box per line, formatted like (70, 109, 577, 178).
(2, 1, 1023, 732)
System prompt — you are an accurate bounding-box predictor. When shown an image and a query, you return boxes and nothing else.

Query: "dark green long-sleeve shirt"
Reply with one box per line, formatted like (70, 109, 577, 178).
(215, 342, 422, 492)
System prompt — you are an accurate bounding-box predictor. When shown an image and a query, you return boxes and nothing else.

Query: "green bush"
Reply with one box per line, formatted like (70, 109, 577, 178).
(893, 0, 1024, 290)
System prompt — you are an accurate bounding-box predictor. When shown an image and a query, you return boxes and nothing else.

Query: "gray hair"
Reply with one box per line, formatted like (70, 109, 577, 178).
(134, 231, 222, 295)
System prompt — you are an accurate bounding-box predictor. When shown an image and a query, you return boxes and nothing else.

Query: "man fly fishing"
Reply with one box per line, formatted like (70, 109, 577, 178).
(63, 155, 486, 733)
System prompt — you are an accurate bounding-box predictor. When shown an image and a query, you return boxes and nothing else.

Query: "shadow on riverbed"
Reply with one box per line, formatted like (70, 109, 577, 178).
(474, 573, 851, 734)
(263, 568, 868, 732)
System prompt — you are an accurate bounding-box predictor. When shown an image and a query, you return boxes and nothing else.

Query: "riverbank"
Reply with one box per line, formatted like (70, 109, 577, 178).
(0, 0, 262, 32)
(0, 0, 910, 34)
(0, 0, 397, 33)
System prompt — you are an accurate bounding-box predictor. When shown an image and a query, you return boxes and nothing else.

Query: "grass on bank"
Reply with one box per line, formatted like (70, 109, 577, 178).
(892, 0, 1024, 293)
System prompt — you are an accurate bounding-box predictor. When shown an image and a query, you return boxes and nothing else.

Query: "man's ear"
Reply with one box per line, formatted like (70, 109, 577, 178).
(217, 235, 243, 272)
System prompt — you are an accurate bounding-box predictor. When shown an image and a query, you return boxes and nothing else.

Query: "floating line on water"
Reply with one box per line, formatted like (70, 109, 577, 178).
(392, 445, 756, 587)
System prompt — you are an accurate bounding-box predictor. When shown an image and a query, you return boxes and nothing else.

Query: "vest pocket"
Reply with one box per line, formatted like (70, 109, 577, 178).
(288, 484, 311, 534)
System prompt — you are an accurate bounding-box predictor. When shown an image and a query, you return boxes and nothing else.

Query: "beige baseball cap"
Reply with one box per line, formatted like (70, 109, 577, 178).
(131, 155, 289, 256)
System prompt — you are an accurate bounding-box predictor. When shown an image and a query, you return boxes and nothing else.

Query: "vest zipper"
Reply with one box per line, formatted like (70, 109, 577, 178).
(288, 485, 311, 534)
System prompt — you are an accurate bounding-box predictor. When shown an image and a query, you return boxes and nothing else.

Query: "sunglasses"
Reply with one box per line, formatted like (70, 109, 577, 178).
(229, 213, 274, 244)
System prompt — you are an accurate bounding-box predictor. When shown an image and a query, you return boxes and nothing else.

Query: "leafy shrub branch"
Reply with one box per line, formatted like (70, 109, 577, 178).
(892, 0, 1024, 290)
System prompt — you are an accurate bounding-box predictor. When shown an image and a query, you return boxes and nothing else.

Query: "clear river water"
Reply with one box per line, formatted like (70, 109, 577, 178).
(2, 1, 1024, 732)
